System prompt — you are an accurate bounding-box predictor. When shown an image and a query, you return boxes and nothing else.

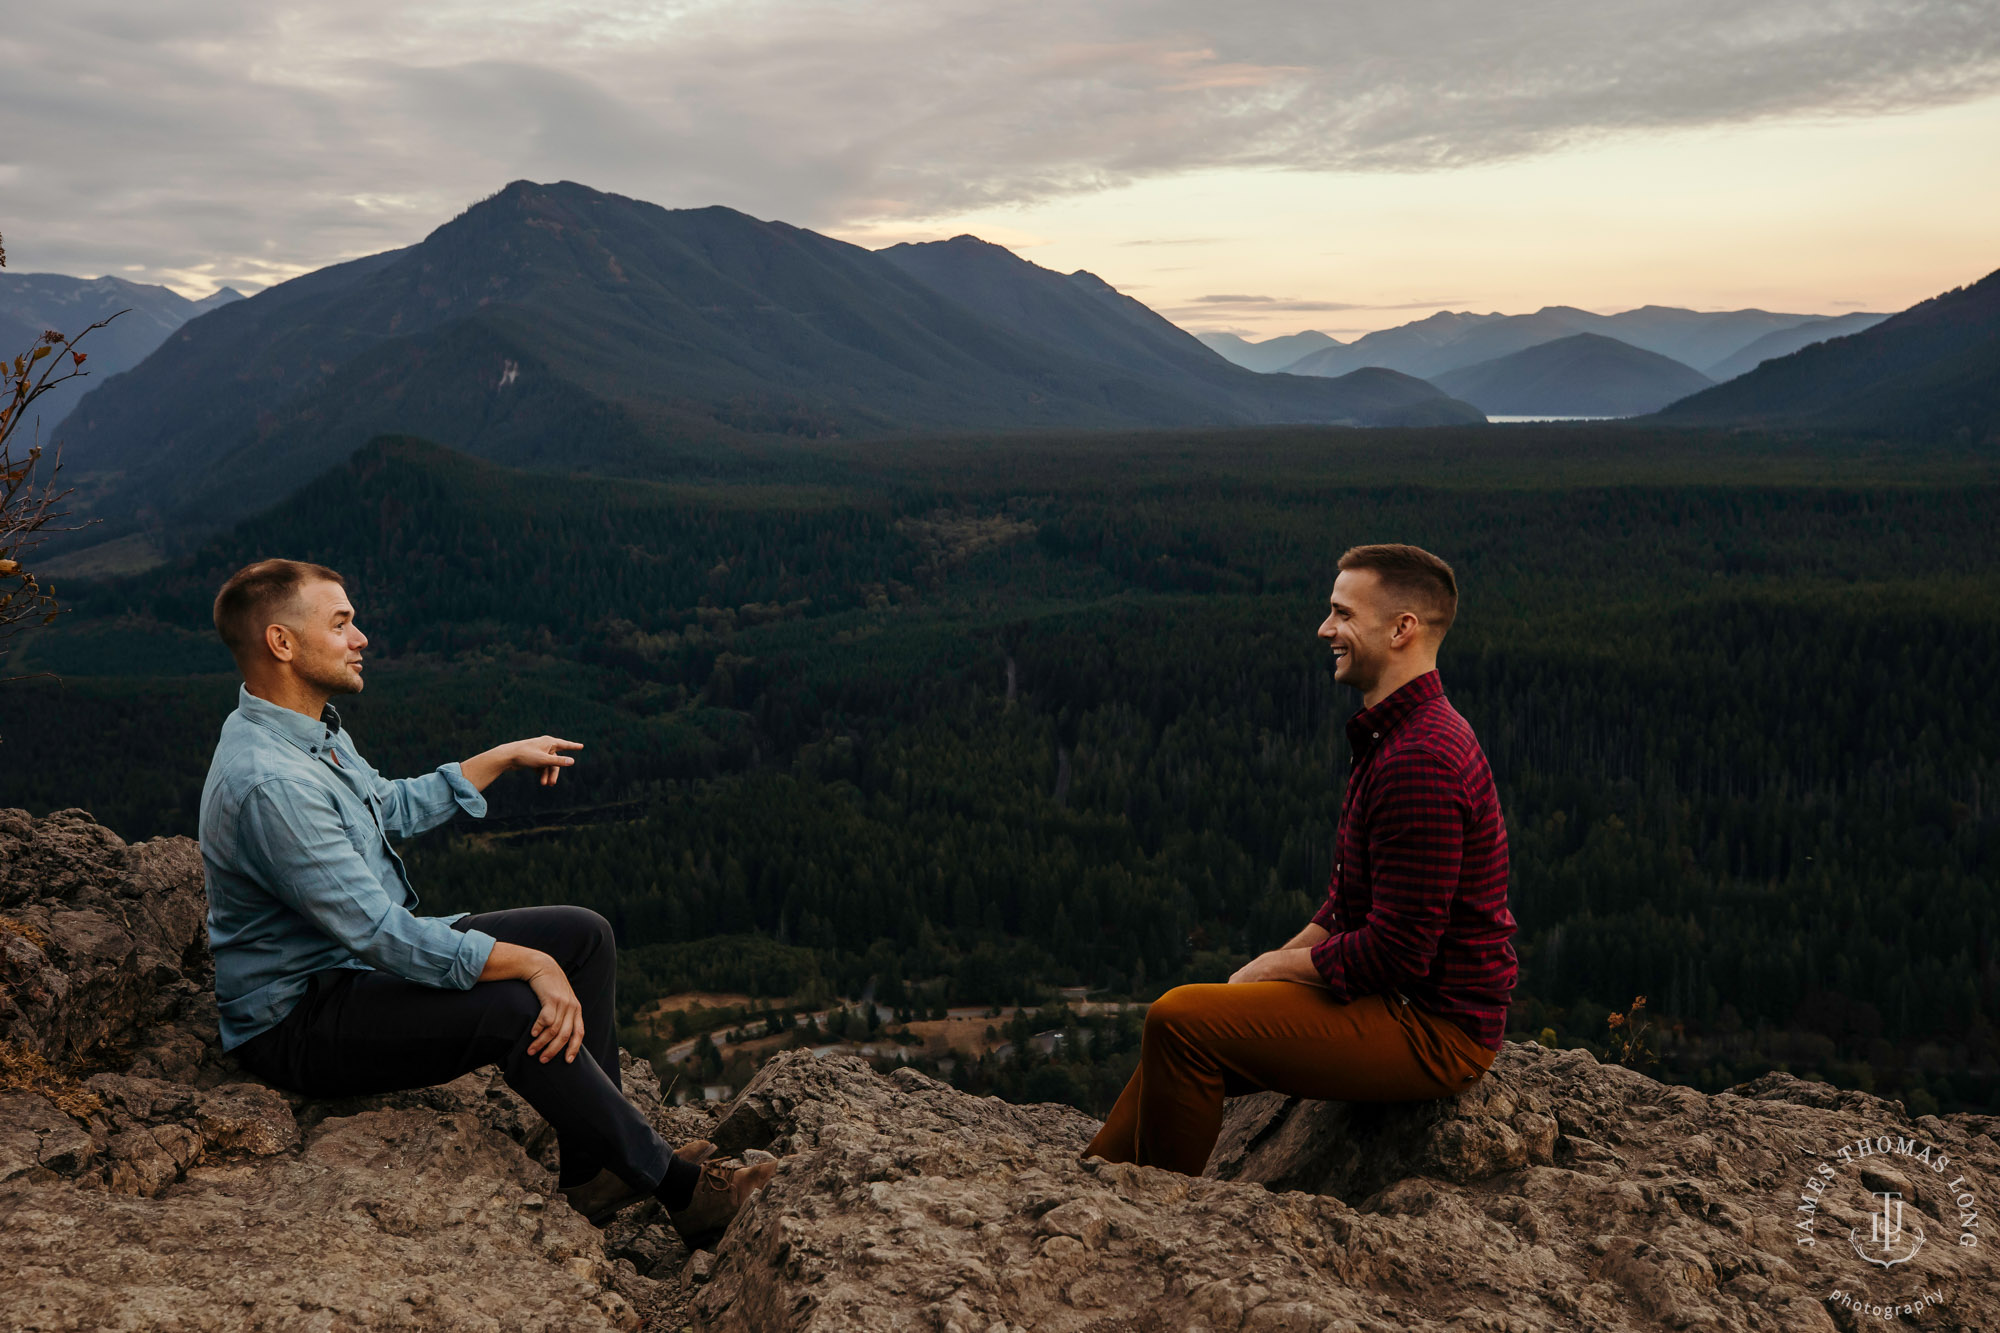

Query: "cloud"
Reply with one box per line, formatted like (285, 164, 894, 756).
(1161, 294, 1467, 315)
(3, 0, 1997, 290)
(1178, 295, 1368, 312)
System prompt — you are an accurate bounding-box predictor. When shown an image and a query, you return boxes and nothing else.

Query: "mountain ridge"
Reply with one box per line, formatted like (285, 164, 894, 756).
(1656, 266, 2000, 438)
(874, 234, 1467, 429)
(52, 181, 1477, 556)
(0, 273, 244, 439)
(1196, 328, 1340, 373)
(1433, 333, 1715, 417)
(1275, 304, 1852, 382)
(1701, 311, 1889, 382)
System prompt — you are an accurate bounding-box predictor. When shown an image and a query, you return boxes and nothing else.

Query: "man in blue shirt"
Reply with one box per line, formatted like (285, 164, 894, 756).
(203, 558, 774, 1242)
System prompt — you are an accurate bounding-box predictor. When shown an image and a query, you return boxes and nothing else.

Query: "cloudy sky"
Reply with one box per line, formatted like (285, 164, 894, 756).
(5, 0, 1999, 337)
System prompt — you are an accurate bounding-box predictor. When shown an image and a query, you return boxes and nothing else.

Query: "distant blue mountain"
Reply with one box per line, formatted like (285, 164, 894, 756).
(1432, 334, 1714, 417)
(0, 273, 241, 440)
(1657, 267, 2000, 439)
(1198, 329, 1341, 373)
(1701, 312, 1889, 381)
(1280, 305, 1845, 382)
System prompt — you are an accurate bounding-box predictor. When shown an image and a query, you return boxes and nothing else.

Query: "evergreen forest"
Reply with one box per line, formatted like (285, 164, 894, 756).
(5, 424, 1997, 1116)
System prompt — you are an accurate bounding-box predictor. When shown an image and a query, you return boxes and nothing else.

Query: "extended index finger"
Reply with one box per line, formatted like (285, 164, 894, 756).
(544, 737, 584, 751)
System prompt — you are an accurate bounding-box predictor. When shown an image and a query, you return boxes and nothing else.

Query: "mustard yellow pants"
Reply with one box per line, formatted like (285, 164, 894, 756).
(1085, 982, 1498, 1177)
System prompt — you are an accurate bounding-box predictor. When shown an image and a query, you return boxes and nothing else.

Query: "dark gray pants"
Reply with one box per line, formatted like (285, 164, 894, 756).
(233, 905, 673, 1191)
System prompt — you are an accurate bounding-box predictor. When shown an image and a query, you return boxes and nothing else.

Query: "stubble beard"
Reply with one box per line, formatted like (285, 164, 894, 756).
(300, 657, 364, 696)
(1329, 646, 1374, 697)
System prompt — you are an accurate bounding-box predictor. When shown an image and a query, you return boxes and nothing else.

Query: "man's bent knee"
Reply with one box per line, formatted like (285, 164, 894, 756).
(1144, 984, 1209, 1039)
(551, 905, 614, 953)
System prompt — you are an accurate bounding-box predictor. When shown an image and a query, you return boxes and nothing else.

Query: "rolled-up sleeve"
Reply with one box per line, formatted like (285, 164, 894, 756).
(239, 778, 496, 988)
(1309, 751, 1463, 1000)
(368, 760, 487, 839)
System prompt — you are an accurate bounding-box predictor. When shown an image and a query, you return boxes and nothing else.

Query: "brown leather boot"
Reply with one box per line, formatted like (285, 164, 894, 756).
(562, 1138, 717, 1228)
(668, 1156, 781, 1248)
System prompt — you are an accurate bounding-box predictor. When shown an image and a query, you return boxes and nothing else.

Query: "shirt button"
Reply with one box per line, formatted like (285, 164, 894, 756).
(1371, 731, 1380, 739)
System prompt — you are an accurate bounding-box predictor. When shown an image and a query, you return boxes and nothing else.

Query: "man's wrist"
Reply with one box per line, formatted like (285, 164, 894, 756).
(459, 745, 511, 793)
(1282, 922, 1331, 950)
(480, 940, 554, 983)
(1273, 947, 1325, 985)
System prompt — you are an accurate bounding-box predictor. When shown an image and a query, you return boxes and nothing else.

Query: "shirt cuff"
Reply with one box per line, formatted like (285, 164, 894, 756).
(446, 927, 499, 988)
(1307, 933, 1350, 998)
(437, 762, 489, 819)
(1310, 894, 1338, 931)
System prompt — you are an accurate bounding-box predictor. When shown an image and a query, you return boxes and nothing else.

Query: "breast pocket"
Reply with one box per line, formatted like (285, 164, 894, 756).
(339, 809, 384, 857)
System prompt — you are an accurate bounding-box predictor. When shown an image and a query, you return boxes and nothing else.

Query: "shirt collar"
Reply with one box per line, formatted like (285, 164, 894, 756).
(236, 683, 343, 758)
(1346, 669, 1444, 756)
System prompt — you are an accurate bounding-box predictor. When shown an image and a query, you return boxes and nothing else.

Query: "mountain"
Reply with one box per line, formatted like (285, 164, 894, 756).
(192, 288, 246, 313)
(874, 236, 1463, 428)
(1197, 329, 1340, 373)
(875, 235, 1229, 376)
(1700, 311, 1889, 381)
(1283, 311, 1519, 379)
(0, 274, 243, 441)
(1656, 267, 2000, 439)
(1431, 333, 1716, 417)
(1282, 305, 1855, 382)
(52, 181, 1478, 554)
(1589, 306, 1836, 371)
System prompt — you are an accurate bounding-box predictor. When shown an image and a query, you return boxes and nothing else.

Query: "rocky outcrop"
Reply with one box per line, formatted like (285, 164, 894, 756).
(692, 1048, 2000, 1332)
(0, 808, 212, 1080)
(0, 808, 710, 1331)
(7, 804, 2000, 1331)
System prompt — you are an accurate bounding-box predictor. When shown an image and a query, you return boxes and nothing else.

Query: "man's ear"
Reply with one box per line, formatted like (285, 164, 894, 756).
(1392, 611, 1422, 646)
(264, 622, 295, 663)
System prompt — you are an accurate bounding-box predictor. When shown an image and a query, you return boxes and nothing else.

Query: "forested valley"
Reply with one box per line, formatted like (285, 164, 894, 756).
(5, 425, 1997, 1116)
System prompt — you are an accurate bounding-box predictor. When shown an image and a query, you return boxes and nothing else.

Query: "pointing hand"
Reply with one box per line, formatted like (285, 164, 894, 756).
(508, 736, 584, 787)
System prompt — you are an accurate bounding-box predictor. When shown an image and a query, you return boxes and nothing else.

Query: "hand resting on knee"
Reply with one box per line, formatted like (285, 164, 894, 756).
(479, 941, 586, 1064)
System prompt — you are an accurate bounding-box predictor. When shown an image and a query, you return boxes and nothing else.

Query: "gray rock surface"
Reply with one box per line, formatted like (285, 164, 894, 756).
(8, 805, 2000, 1331)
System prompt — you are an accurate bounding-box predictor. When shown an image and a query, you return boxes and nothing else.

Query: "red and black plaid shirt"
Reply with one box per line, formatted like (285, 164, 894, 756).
(1309, 669, 1518, 1050)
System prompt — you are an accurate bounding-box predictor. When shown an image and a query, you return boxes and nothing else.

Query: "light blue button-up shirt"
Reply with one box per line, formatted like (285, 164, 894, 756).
(200, 684, 499, 1050)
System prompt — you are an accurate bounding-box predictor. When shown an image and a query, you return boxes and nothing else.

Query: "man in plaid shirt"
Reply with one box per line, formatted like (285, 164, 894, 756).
(1087, 543, 1518, 1175)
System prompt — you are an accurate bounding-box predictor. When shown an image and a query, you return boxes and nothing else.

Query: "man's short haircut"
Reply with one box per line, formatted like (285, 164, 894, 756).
(213, 559, 346, 660)
(1337, 543, 1458, 636)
